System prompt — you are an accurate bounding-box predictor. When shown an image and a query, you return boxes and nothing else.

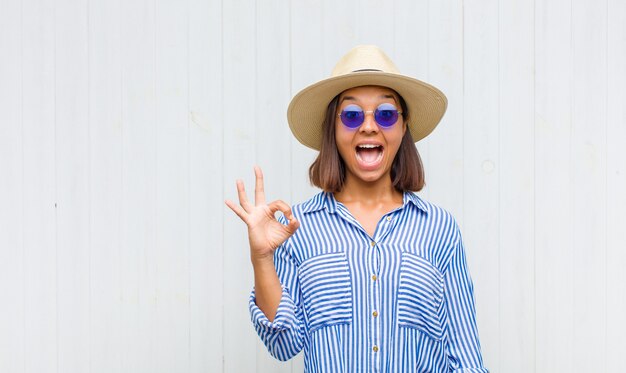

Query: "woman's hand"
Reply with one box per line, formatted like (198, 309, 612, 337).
(225, 166, 300, 264)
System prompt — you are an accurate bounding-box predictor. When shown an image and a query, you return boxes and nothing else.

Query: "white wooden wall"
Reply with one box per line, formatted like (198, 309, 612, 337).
(0, 0, 625, 372)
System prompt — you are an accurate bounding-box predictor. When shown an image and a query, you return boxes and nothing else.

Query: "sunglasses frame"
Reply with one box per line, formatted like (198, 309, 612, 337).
(337, 103, 403, 129)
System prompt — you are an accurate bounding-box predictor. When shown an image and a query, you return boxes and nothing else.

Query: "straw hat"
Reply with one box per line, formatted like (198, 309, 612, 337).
(287, 45, 448, 150)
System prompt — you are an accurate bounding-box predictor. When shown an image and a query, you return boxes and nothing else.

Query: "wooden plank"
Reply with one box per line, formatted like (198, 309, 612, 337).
(534, 0, 575, 370)
(571, 1, 607, 370)
(0, 0, 25, 370)
(119, 0, 158, 371)
(322, 0, 358, 71)
(491, 2, 535, 373)
(255, 0, 293, 219)
(394, 0, 431, 200)
(289, 0, 324, 205)
(222, 0, 258, 371)
(187, 0, 223, 371)
(153, 0, 190, 371)
(498, 1, 535, 371)
(88, 0, 123, 372)
(606, 0, 626, 370)
(55, 0, 91, 371)
(425, 0, 464, 222)
(254, 1, 293, 371)
(393, 0, 429, 80)
(290, 0, 360, 207)
(571, 1, 607, 372)
(21, 0, 58, 371)
(462, 0, 500, 369)
(355, 0, 395, 52)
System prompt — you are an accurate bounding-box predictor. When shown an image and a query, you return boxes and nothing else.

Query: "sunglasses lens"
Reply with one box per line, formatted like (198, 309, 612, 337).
(340, 105, 364, 128)
(375, 103, 399, 127)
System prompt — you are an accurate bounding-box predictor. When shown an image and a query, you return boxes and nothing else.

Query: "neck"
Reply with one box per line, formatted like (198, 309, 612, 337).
(334, 174, 403, 205)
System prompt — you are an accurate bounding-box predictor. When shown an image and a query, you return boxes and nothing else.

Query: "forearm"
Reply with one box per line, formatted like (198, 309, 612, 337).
(249, 245, 305, 361)
(252, 256, 283, 322)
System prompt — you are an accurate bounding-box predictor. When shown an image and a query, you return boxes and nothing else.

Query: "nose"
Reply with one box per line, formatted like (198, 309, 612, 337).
(359, 111, 379, 134)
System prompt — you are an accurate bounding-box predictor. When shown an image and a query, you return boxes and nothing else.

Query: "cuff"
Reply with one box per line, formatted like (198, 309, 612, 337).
(249, 286, 298, 332)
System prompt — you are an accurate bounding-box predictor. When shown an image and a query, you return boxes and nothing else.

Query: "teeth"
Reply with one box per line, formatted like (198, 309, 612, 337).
(357, 144, 381, 149)
(356, 151, 384, 164)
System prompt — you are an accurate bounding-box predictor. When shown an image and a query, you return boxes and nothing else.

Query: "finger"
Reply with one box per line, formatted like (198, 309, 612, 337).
(254, 166, 266, 206)
(267, 200, 292, 216)
(286, 217, 300, 233)
(224, 199, 249, 224)
(236, 180, 253, 212)
(268, 200, 298, 222)
(268, 200, 300, 235)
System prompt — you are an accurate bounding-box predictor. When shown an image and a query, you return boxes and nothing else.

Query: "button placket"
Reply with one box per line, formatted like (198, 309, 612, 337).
(368, 239, 381, 371)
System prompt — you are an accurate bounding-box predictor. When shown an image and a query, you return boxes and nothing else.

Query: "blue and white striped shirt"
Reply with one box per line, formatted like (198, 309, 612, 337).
(249, 191, 488, 372)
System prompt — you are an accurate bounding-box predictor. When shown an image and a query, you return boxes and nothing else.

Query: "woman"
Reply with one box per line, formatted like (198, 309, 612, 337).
(226, 45, 488, 373)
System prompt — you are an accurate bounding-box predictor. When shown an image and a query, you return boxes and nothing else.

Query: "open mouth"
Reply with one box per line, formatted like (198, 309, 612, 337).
(355, 144, 384, 166)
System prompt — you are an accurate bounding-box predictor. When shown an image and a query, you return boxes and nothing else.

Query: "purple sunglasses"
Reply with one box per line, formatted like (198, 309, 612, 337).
(338, 103, 402, 129)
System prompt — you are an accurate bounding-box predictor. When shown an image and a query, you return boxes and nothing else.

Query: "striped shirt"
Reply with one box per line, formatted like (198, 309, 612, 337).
(249, 191, 488, 373)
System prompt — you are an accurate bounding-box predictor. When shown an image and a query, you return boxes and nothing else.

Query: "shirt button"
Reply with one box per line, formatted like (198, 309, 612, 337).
(373, 345, 379, 352)
(371, 275, 377, 281)
(372, 310, 378, 317)
(370, 241, 376, 247)
(386, 216, 391, 221)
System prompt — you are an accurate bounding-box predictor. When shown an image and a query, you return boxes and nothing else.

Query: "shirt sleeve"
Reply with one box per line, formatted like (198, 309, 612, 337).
(444, 226, 489, 373)
(249, 239, 305, 361)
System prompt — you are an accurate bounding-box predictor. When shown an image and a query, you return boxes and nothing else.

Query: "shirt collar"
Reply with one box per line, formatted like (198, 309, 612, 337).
(300, 192, 333, 214)
(403, 191, 429, 214)
(301, 191, 429, 214)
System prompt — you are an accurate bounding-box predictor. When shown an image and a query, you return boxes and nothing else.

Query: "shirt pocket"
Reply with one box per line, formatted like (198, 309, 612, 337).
(397, 252, 445, 341)
(298, 252, 353, 334)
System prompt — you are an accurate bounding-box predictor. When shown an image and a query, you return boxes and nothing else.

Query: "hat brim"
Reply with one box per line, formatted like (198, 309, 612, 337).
(287, 71, 448, 150)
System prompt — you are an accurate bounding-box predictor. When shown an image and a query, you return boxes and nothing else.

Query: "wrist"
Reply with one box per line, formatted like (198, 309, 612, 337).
(251, 253, 275, 268)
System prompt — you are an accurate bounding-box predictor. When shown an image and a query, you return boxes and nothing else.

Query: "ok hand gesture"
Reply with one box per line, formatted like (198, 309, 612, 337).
(225, 166, 300, 264)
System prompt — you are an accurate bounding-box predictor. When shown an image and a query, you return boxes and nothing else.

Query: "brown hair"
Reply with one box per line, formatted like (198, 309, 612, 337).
(309, 92, 425, 192)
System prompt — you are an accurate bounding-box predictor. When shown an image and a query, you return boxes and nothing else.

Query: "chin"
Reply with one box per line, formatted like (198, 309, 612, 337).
(349, 168, 391, 184)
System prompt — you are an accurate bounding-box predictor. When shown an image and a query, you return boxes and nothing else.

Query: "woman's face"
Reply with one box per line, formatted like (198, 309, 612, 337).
(335, 85, 406, 187)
